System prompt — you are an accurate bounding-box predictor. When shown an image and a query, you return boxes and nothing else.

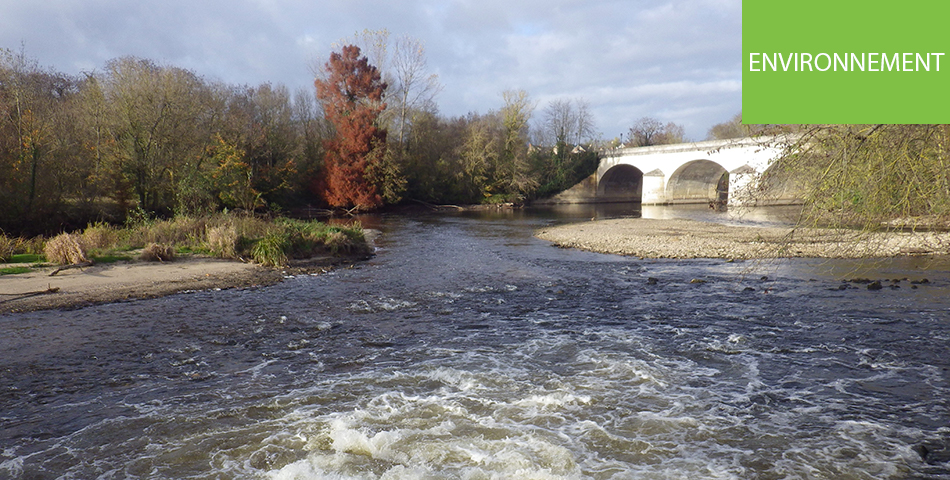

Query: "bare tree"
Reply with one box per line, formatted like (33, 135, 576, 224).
(389, 35, 443, 147)
(627, 116, 685, 147)
(540, 98, 596, 146)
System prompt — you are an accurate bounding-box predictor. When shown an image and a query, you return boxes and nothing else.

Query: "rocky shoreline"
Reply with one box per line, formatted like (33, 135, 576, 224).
(535, 218, 950, 259)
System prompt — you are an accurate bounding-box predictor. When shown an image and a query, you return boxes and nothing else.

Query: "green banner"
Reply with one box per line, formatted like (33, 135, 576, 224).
(742, 1, 950, 124)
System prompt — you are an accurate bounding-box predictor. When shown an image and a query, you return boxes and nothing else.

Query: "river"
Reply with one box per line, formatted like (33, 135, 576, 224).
(1, 206, 949, 479)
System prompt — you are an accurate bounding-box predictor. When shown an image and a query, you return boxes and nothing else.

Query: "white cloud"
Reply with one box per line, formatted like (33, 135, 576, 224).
(0, 0, 742, 139)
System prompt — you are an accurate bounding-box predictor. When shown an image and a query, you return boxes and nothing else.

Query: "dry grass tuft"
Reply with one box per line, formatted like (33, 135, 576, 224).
(205, 224, 238, 259)
(82, 222, 120, 251)
(14, 236, 46, 255)
(129, 216, 207, 247)
(140, 243, 176, 262)
(44, 233, 89, 265)
(0, 234, 14, 262)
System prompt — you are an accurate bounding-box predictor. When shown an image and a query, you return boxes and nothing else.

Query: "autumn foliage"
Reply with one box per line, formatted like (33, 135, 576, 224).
(314, 45, 388, 211)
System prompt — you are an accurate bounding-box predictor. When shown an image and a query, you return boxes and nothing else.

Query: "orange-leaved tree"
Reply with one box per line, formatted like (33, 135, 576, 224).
(314, 45, 388, 211)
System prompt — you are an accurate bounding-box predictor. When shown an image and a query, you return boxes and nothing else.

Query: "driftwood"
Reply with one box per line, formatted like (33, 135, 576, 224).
(49, 261, 94, 276)
(411, 199, 464, 211)
(0, 285, 60, 304)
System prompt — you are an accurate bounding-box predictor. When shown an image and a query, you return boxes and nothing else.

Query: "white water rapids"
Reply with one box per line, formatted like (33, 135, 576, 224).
(2, 207, 949, 479)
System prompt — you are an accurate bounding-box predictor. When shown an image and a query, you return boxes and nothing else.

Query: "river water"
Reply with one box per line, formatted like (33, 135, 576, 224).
(2, 206, 949, 479)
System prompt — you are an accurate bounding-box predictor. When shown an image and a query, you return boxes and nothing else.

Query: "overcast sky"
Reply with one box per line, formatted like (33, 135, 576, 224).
(0, 0, 741, 141)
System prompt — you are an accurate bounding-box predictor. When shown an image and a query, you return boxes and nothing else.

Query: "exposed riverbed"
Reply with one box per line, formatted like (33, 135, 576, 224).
(2, 206, 949, 479)
(537, 204, 950, 259)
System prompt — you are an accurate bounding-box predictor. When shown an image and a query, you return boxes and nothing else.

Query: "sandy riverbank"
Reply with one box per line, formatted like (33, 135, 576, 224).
(536, 218, 950, 259)
(1, 229, 379, 314)
(0, 256, 287, 314)
(0, 253, 374, 314)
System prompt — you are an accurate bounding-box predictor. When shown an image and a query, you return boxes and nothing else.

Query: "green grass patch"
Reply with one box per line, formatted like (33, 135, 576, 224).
(7, 253, 44, 264)
(90, 254, 133, 264)
(0, 266, 32, 275)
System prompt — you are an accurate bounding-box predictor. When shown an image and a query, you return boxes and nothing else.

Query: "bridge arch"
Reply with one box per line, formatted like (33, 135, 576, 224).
(752, 161, 803, 205)
(571, 137, 798, 206)
(666, 159, 728, 204)
(598, 164, 643, 202)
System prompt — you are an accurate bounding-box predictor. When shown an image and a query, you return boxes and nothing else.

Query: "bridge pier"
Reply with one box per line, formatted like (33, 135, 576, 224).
(536, 137, 800, 206)
(589, 136, 797, 206)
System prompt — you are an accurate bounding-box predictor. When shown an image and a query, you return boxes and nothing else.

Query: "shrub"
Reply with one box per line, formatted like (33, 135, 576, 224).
(324, 230, 351, 254)
(44, 233, 89, 265)
(140, 243, 176, 262)
(251, 232, 289, 267)
(325, 224, 368, 255)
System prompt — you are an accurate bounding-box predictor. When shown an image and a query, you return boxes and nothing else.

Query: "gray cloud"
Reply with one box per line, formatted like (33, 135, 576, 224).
(1, 0, 741, 140)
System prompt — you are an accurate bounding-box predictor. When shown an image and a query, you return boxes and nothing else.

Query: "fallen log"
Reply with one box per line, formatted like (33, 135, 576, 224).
(49, 261, 94, 276)
(411, 199, 464, 211)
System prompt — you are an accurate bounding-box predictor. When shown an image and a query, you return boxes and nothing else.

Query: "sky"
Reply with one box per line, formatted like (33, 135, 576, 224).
(0, 0, 741, 141)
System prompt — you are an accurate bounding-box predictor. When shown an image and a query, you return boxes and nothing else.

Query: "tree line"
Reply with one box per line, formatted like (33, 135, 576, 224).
(0, 38, 601, 235)
(16, 30, 856, 240)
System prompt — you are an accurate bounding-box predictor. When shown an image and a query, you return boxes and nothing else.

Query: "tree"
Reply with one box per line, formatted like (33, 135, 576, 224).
(207, 135, 262, 211)
(528, 98, 599, 199)
(0, 48, 82, 232)
(100, 57, 216, 215)
(706, 112, 745, 140)
(389, 35, 443, 148)
(497, 89, 537, 197)
(763, 124, 950, 233)
(456, 113, 502, 202)
(626, 117, 685, 147)
(332, 30, 442, 147)
(74, 73, 113, 208)
(290, 87, 329, 200)
(332, 30, 443, 202)
(706, 112, 767, 140)
(314, 45, 390, 210)
(217, 83, 300, 209)
(539, 98, 595, 147)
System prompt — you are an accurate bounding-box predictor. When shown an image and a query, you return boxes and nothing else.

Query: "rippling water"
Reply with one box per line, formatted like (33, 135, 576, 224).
(2, 207, 949, 479)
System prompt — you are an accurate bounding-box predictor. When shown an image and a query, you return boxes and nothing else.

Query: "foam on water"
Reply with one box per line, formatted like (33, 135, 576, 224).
(248, 330, 827, 479)
(4, 212, 949, 479)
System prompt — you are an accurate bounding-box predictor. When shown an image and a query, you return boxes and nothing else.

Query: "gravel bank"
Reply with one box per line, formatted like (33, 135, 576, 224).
(536, 218, 950, 259)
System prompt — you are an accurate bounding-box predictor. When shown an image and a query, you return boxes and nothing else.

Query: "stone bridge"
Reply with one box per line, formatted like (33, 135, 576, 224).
(544, 136, 800, 206)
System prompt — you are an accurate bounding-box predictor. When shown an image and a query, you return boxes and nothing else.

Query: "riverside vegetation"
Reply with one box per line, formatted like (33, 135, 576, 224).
(1, 40, 599, 237)
(0, 213, 368, 275)
(5, 38, 950, 264)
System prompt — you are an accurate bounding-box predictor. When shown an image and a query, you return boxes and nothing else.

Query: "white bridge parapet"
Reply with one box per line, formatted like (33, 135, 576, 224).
(589, 136, 795, 206)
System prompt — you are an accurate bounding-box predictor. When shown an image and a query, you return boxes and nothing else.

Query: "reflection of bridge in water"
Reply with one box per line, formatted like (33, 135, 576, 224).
(544, 137, 800, 206)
